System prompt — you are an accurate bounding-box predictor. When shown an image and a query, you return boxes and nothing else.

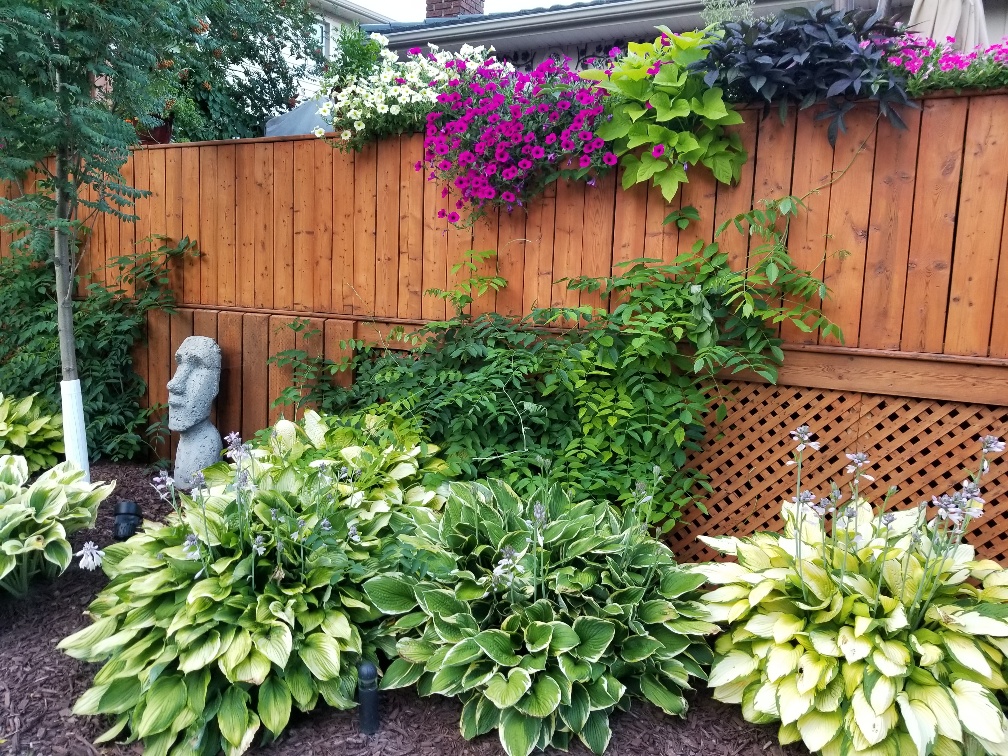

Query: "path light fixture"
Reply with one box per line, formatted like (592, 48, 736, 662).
(113, 501, 142, 540)
(357, 660, 380, 734)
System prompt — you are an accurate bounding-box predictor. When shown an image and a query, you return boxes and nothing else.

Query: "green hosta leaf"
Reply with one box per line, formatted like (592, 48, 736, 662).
(579, 709, 613, 755)
(137, 674, 187, 738)
(231, 648, 272, 686)
(284, 663, 318, 711)
(950, 679, 1005, 743)
(547, 621, 580, 655)
(560, 683, 591, 732)
(525, 622, 553, 654)
(942, 634, 991, 677)
(253, 623, 293, 669)
(380, 658, 426, 690)
(475, 629, 521, 666)
(43, 538, 72, 573)
(258, 676, 292, 736)
(896, 692, 936, 756)
(363, 575, 417, 614)
(442, 637, 484, 667)
(573, 617, 615, 662)
(620, 634, 663, 663)
(709, 650, 758, 688)
(298, 632, 342, 681)
(485, 668, 533, 709)
(97, 677, 142, 715)
(430, 663, 468, 695)
(59, 616, 119, 661)
(638, 599, 679, 624)
(514, 674, 562, 718)
(321, 610, 352, 641)
(179, 630, 223, 673)
(558, 654, 592, 682)
(499, 707, 540, 756)
(640, 674, 685, 716)
(461, 693, 500, 739)
(797, 709, 843, 752)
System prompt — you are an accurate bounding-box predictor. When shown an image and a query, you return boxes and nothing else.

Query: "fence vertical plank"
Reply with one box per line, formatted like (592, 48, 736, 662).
(944, 95, 1008, 357)
(643, 184, 677, 263)
(472, 209, 500, 316)
(421, 177, 447, 321)
(217, 311, 244, 437)
(235, 144, 256, 308)
(168, 309, 194, 457)
(253, 143, 275, 310)
(297, 318, 325, 411)
(447, 191, 474, 313)
(313, 139, 334, 314)
(580, 170, 617, 312)
(353, 142, 378, 315)
(612, 180, 647, 276)
(781, 111, 834, 343)
(714, 117, 758, 272)
(901, 98, 967, 354)
(333, 150, 355, 315)
(324, 319, 354, 389)
(860, 108, 922, 350)
(268, 316, 295, 423)
(147, 309, 171, 460)
(523, 183, 556, 311)
(146, 148, 167, 302)
(398, 134, 425, 319)
(293, 139, 315, 312)
(273, 141, 295, 310)
(216, 145, 237, 307)
(990, 212, 1008, 357)
(76, 182, 95, 296)
(677, 167, 717, 253)
(375, 139, 401, 318)
(180, 148, 200, 304)
(241, 313, 270, 439)
(164, 149, 184, 298)
(552, 179, 585, 308)
(821, 106, 878, 346)
(496, 208, 527, 316)
(120, 153, 140, 296)
(198, 147, 218, 305)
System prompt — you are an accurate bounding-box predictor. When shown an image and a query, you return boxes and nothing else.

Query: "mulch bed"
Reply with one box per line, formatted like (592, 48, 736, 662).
(0, 462, 806, 756)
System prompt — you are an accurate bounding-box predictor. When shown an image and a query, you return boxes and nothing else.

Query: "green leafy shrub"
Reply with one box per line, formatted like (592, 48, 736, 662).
(59, 410, 451, 755)
(365, 478, 715, 756)
(276, 199, 836, 529)
(697, 430, 1008, 756)
(0, 454, 114, 597)
(0, 236, 189, 461)
(0, 392, 64, 472)
(583, 29, 747, 201)
(691, 4, 911, 143)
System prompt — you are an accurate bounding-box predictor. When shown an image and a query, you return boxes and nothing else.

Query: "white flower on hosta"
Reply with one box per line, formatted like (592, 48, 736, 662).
(76, 541, 104, 571)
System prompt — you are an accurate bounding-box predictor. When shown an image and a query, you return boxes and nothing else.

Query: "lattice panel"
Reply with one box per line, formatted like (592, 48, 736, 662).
(667, 382, 1008, 563)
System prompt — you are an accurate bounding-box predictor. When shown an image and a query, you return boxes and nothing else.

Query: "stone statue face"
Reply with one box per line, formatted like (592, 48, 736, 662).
(167, 336, 221, 433)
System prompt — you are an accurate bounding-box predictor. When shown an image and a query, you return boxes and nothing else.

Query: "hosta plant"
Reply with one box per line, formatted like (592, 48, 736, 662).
(59, 410, 451, 756)
(0, 392, 64, 472)
(0, 454, 114, 597)
(697, 430, 1008, 756)
(365, 476, 715, 756)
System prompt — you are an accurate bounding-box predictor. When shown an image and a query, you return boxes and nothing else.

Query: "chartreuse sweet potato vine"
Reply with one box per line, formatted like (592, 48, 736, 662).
(697, 431, 1008, 756)
(59, 411, 451, 756)
(364, 477, 715, 756)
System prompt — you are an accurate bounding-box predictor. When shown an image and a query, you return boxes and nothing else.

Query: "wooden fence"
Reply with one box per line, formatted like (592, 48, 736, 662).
(3, 91, 1008, 557)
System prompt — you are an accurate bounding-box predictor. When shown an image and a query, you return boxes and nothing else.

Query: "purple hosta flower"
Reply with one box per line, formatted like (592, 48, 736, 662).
(183, 533, 201, 560)
(881, 512, 896, 528)
(837, 504, 857, 524)
(225, 432, 251, 463)
(252, 535, 266, 556)
(981, 435, 1006, 454)
(845, 452, 875, 481)
(76, 542, 104, 571)
(270, 507, 278, 521)
(320, 518, 332, 532)
(932, 493, 964, 525)
(790, 425, 821, 452)
(152, 470, 174, 501)
(348, 523, 361, 544)
(961, 479, 983, 503)
(532, 502, 547, 527)
(235, 468, 254, 493)
(492, 545, 525, 588)
(190, 470, 207, 491)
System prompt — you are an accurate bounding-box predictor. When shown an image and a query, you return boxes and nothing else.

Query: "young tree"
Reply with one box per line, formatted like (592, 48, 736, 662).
(0, 0, 204, 478)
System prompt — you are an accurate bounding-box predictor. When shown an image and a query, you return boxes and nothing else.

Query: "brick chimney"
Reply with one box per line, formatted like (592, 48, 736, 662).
(426, 0, 483, 18)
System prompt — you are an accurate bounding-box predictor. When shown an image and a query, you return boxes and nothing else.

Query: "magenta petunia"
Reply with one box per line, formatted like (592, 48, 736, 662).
(544, 134, 557, 145)
(437, 208, 447, 218)
(579, 155, 592, 168)
(408, 46, 421, 55)
(501, 191, 516, 203)
(447, 212, 460, 223)
(518, 159, 533, 170)
(652, 144, 665, 158)
(602, 152, 618, 166)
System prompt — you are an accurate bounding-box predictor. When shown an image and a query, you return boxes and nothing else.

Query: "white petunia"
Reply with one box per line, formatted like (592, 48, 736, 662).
(76, 541, 105, 571)
(354, 121, 365, 131)
(312, 126, 325, 138)
(341, 130, 352, 140)
(389, 104, 401, 115)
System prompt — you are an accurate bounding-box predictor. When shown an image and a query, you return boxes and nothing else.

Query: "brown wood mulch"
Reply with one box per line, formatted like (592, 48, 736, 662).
(0, 462, 806, 756)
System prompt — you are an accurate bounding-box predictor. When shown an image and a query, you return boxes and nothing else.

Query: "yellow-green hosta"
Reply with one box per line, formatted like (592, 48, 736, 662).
(697, 498, 1008, 756)
(0, 392, 64, 472)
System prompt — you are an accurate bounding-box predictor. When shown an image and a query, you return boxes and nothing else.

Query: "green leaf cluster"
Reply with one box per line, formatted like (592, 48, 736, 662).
(697, 439, 1008, 756)
(0, 454, 114, 597)
(0, 392, 64, 472)
(583, 29, 747, 201)
(366, 480, 715, 756)
(59, 410, 450, 756)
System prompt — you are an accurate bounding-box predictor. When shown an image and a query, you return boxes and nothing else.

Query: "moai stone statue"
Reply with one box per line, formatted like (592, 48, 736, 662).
(167, 336, 223, 489)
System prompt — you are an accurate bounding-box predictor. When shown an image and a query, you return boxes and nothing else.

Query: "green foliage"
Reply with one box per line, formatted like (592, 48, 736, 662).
(700, 0, 755, 28)
(273, 203, 835, 530)
(327, 23, 381, 87)
(0, 392, 64, 472)
(366, 479, 715, 756)
(0, 454, 114, 597)
(59, 410, 451, 755)
(583, 29, 747, 202)
(697, 432, 1008, 756)
(0, 236, 190, 460)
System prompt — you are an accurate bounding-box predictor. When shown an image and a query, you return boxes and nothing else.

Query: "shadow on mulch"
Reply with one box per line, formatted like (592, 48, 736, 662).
(0, 463, 807, 756)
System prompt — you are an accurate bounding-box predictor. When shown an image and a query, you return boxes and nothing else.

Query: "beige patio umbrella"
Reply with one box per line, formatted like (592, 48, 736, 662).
(908, 0, 990, 50)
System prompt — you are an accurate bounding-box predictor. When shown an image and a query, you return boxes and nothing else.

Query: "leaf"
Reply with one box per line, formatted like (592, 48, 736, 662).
(298, 633, 342, 681)
(499, 708, 540, 756)
(572, 617, 615, 662)
(514, 674, 562, 718)
(796, 710, 843, 752)
(136, 674, 187, 738)
(380, 658, 426, 690)
(258, 676, 292, 736)
(579, 709, 613, 754)
(474, 629, 521, 666)
(179, 630, 223, 673)
(484, 668, 533, 709)
(253, 623, 293, 669)
(708, 650, 758, 688)
(620, 634, 663, 662)
(363, 575, 417, 614)
(218, 685, 250, 748)
(950, 679, 1005, 743)
(640, 674, 685, 716)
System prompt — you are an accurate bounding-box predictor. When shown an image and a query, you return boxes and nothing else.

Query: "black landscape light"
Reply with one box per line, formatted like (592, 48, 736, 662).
(113, 501, 142, 541)
(358, 660, 380, 734)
